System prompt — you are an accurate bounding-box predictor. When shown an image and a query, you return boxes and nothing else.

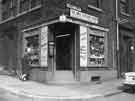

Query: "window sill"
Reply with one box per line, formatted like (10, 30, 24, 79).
(88, 4, 103, 13)
(0, 5, 42, 25)
(120, 12, 130, 17)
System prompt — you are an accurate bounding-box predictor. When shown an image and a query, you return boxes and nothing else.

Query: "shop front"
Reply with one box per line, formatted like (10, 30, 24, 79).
(22, 7, 110, 83)
(23, 21, 79, 82)
(22, 18, 109, 83)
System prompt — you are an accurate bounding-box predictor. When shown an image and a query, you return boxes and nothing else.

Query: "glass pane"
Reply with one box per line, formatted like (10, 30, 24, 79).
(89, 32, 105, 65)
(24, 33, 40, 66)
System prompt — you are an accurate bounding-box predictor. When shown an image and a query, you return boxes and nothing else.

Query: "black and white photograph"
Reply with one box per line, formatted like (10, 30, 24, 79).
(0, 0, 135, 101)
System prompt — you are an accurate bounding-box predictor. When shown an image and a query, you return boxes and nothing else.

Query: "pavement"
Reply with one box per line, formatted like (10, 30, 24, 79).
(0, 69, 123, 101)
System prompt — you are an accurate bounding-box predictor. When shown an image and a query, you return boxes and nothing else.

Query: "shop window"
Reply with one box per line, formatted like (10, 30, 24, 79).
(24, 30, 40, 67)
(120, 0, 129, 14)
(88, 29, 105, 66)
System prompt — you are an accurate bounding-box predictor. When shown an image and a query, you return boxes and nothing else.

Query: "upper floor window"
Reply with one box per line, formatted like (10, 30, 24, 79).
(120, 0, 129, 14)
(88, 0, 101, 8)
(20, 0, 42, 13)
(19, 0, 30, 13)
(2, 0, 18, 20)
(31, 0, 42, 9)
(2, 0, 42, 20)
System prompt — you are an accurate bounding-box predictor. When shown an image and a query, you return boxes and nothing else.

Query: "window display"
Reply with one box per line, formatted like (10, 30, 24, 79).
(88, 29, 105, 65)
(24, 34, 40, 67)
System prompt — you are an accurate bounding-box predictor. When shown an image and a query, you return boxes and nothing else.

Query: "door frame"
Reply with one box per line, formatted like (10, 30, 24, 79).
(55, 33, 73, 71)
(48, 23, 80, 81)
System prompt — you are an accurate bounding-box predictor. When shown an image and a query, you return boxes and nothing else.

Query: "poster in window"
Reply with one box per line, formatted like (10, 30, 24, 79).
(40, 26, 48, 67)
(80, 26, 88, 67)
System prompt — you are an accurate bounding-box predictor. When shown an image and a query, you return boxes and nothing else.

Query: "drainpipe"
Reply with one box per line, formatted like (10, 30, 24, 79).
(116, 0, 121, 78)
(115, 0, 129, 78)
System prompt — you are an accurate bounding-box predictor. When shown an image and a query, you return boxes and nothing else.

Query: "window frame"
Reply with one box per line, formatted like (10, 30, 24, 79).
(19, 0, 30, 13)
(23, 28, 41, 67)
(87, 28, 108, 67)
(88, 0, 103, 12)
(19, 0, 41, 13)
(89, 0, 102, 9)
(2, 0, 18, 20)
(120, 0, 129, 14)
(1, 0, 42, 21)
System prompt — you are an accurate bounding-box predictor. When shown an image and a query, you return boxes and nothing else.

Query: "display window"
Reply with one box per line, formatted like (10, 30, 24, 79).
(23, 29, 40, 67)
(23, 26, 48, 67)
(88, 28, 106, 66)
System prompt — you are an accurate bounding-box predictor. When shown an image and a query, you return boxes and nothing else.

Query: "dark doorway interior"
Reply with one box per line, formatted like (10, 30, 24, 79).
(54, 23, 75, 71)
(120, 35, 133, 74)
(56, 33, 72, 70)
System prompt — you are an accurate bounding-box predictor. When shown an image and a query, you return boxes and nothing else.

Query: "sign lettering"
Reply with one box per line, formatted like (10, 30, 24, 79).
(70, 9, 98, 24)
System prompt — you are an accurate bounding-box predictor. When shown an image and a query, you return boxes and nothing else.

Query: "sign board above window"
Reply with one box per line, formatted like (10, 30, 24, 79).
(70, 9, 98, 24)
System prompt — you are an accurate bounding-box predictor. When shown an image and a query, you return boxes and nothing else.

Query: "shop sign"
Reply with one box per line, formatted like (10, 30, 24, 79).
(80, 26, 88, 67)
(40, 26, 48, 67)
(70, 9, 98, 24)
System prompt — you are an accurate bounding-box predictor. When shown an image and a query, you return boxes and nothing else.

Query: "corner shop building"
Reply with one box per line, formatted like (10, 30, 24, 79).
(0, 3, 116, 83)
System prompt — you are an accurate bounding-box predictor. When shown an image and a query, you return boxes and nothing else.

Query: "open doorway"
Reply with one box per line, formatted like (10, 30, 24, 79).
(51, 23, 76, 82)
(56, 33, 72, 70)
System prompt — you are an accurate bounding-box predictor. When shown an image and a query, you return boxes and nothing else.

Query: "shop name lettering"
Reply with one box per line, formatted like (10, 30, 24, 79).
(80, 32, 87, 60)
(70, 9, 98, 24)
(80, 48, 87, 60)
(40, 27, 48, 66)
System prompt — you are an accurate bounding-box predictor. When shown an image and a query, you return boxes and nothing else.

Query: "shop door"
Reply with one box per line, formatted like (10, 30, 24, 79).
(48, 23, 79, 82)
(56, 33, 72, 70)
(54, 33, 75, 81)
